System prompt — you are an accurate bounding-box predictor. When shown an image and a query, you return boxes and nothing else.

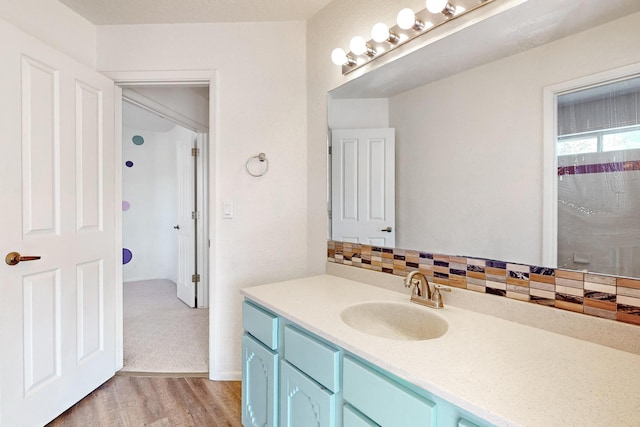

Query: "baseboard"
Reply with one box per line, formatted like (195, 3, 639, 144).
(116, 370, 209, 378)
(209, 370, 241, 381)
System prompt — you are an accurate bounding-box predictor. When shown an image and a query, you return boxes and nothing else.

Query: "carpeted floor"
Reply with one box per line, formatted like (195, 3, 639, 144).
(121, 279, 209, 374)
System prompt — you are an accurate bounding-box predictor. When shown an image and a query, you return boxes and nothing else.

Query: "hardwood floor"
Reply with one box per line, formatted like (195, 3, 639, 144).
(46, 375, 242, 426)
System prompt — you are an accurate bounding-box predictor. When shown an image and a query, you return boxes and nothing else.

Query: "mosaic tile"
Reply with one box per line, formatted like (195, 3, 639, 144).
(467, 277, 486, 287)
(486, 274, 506, 284)
(507, 263, 530, 274)
(617, 295, 640, 308)
(618, 277, 640, 290)
(584, 273, 615, 286)
(530, 281, 555, 292)
(466, 283, 486, 293)
(467, 258, 486, 267)
(486, 267, 506, 277)
(486, 280, 507, 291)
(556, 285, 584, 298)
(486, 260, 507, 269)
(507, 291, 530, 302)
(584, 306, 617, 320)
(450, 262, 467, 271)
(556, 270, 584, 281)
(530, 266, 555, 276)
(530, 274, 555, 284)
(449, 275, 467, 289)
(584, 281, 616, 294)
(555, 300, 584, 313)
(530, 296, 555, 307)
(584, 298, 616, 312)
(506, 277, 529, 288)
(486, 287, 507, 297)
(618, 287, 640, 299)
(326, 241, 640, 330)
(555, 277, 584, 289)
(556, 293, 584, 305)
(530, 288, 555, 299)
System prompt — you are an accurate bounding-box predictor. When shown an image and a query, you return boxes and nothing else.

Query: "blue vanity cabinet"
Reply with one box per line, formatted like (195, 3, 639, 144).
(242, 299, 495, 427)
(242, 302, 279, 427)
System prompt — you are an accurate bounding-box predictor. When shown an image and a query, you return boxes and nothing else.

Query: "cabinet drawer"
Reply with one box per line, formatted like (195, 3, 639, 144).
(344, 404, 378, 427)
(243, 301, 278, 350)
(343, 356, 436, 427)
(283, 325, 340, 392)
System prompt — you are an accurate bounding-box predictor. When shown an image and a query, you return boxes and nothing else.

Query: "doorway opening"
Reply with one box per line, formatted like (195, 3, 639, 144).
(119, 84, 210, 374)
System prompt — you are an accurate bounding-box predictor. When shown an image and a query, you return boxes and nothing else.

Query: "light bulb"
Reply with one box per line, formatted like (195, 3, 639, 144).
(349, 36, 367, 56)
(397, 8, 416, 30)
(426, 0, 448, 13)
(397, 8, 424, 31)
(426, 0, 456, 16)
(371, 23, 390, 43)
(331, 48, 348, 66)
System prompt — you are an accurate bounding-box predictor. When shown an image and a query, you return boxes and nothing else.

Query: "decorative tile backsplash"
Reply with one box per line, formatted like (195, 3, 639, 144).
(327, 240, 640, 326)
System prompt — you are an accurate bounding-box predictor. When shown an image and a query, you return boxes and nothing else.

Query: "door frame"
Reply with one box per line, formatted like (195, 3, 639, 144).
(104, 70, 217, 376)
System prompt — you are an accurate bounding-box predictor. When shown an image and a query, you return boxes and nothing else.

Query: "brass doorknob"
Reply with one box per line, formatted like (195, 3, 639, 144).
(5, 252, 42, 266)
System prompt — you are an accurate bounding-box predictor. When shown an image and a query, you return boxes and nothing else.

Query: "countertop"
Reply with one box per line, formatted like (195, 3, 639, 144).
(241, 274, 640, 427)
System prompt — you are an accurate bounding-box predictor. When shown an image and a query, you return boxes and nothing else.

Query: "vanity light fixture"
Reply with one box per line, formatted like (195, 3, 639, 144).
(426, 0, 457, 17)
(371, 22, 399, 44)
(397, 8, 425, 31)
(330, 0, 494, 74)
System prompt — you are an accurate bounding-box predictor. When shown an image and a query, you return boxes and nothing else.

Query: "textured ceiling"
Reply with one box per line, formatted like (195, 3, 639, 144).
(59, 0, 334, 24)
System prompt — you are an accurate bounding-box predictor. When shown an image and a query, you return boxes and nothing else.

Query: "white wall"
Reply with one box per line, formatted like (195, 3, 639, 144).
(328, 98, 388, 129)
(97, 21, 308, 377)
(0, 0, 95, 67)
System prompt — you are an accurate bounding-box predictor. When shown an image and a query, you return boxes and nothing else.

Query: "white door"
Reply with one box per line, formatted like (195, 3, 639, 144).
(331, 128, 395, 247)
(176, 136, 197, 307)
(0, 20, 116, 426)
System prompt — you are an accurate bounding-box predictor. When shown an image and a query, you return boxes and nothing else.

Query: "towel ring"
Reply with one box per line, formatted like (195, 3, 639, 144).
(246, 152, 269, 177)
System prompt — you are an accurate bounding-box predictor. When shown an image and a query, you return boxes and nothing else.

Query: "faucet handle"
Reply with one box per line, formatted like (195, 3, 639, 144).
(431, 285, 451, 308)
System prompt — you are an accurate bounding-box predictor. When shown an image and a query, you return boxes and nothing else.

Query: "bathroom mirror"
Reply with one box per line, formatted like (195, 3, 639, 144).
(327, 0, 640, 276)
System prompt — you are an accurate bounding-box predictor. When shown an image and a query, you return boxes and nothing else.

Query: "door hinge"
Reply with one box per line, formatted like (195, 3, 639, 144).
(192, 274, 200, 283)
(192, 211, 200, 219)
(192, 148, 200, 156)
(328, 146, 332, 155)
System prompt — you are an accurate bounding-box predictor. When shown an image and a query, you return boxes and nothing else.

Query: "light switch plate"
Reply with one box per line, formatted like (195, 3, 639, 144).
(223, 201, 233, 219)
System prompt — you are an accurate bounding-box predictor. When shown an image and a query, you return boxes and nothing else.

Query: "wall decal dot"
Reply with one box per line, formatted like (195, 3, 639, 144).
(132, 135, 144, 145)
(122, 201, 131, 211)
(123, 248, 133, 265)
(125, 160, 134, 167)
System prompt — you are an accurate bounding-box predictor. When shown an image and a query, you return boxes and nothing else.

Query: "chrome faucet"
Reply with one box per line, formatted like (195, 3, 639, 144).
(403, 271, 451, 309)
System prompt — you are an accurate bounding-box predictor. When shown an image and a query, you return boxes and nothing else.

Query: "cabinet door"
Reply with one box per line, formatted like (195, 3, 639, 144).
(242, 334, 278, 427)
(280, 360, 336, 427)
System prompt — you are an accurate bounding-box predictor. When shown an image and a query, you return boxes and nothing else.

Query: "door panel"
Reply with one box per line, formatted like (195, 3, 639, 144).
(176, 137, 196, 307)
(331, 128, 396, 247)
(0, 19, 116, 426)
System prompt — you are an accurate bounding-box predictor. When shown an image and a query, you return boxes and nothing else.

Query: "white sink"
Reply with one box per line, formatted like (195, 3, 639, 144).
(340, 301, 448, 341)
